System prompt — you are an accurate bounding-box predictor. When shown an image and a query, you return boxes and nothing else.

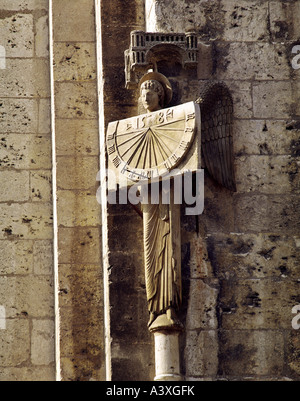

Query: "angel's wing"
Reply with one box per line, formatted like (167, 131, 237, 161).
(198, 82, 236, 192)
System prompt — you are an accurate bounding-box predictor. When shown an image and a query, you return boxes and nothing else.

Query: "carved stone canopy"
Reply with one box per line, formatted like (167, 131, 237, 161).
(125, 30, 198, 89)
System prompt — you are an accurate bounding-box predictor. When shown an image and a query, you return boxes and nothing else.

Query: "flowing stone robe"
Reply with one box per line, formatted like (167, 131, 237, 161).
(142, 185, 181, 328)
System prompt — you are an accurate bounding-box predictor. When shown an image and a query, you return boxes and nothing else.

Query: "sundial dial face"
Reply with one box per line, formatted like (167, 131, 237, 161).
(106, 101, 197, 182)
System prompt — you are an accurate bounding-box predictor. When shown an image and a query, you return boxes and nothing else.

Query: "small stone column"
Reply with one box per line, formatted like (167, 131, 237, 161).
(149, 314, 183, 381)
(152, 330, 182, 381)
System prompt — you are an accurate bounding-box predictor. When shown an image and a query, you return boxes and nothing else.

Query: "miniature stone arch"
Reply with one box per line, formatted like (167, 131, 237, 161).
(125, 30, 198, 89)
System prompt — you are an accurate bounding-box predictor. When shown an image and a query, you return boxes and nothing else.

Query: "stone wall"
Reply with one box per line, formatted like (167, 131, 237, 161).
(0, 0, 299, 382)
(0, 0, 105, 382)
(0, 0, 54, 380)
(203, 0, 300, 380)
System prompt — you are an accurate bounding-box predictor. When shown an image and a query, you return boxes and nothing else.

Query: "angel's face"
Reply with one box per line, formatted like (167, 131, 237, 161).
(141, 87, 160, 112)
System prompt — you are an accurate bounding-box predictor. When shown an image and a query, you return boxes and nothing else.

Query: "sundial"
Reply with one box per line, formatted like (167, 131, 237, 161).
(106, 101, 200, 185)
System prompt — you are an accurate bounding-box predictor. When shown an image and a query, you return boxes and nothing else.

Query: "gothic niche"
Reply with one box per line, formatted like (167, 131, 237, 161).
(125, 30, 198, 89)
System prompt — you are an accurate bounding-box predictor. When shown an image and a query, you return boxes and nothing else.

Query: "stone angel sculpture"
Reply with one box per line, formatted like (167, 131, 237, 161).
(106, 73, 236, 332)
(139, 75, 236, 330)
(139, 72, 182, 330)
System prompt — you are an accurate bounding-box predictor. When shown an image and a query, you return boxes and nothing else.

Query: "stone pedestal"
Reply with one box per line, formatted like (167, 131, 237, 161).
(153, 330, 182, 381)
(150, 312, 183, 381)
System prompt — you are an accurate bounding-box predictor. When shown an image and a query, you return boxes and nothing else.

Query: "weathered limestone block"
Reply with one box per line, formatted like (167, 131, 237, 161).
(109, 213, 144, 252)
(55, 82, 98, 120)
(38, 99, 51, 134)
(0, 134, 51, 169)
(288, 330, 300, 376)
(183, 234, 214, 280)
(58, 262, 104, 381)
(0, 320, 30, 367)
(207, 233, 300, 280)
(56, 156, 99, 190)
(30, 170, 52, 202)
(55, 119, 99, 156)
(33, 240, 53, 275)
(53, 0, 96, 42)
(253, 81, 292, 119)
(58, 264, 103, 309)
(223, 80, 252, 118)
(235, 155, 300, 194)
(186, 279, 218, 330)
(145, 0, 254, 41)
(222, 1, 269, 42)
(184, 330, 218, 378)
(0, 59, 50, 98)
(31, 319, 55, 365)
(233, 120, 300, 157)
(57, 190, 101, 228)
(0, 13, 34, 57)
(145, 0, 206, 32)
(59, 356, 76, 381)
(197, 43, 213, 79)
(215, 42, 290, 81)
(0, 366, 55, 381)
(0, 0, 48, 11)
(109, 279, 149, 341)
(235, 194, 300, 234)
(219, 278, 300, 330)
(291, 81, 300, 117)
(0, 203, 53, 240)
(219, 329, 285, 376)
(269, 1, 300, 41)
(108, 249, 145, 293)
(199, 181, 235, 234)
(111, 342, 155, 381)
(54, 42, 97, 82)
(35, 14, 49, 57)
(0, 240, 33, 275)
(0, 99, 38, 133)
(59, 304, 104, 355)
(0, 276, 53, 318)
(57, 227, 101, 265)
(0, 170, 29, 202)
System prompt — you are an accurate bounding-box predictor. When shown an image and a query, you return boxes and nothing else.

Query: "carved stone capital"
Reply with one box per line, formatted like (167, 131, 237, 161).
(148, 313, 184, 334)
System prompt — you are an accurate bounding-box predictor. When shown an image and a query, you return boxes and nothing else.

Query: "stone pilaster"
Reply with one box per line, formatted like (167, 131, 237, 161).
(50, 0, 104, 381)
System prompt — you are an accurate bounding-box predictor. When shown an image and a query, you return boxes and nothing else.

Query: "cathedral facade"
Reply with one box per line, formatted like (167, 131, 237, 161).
(0, 0, 299, 381)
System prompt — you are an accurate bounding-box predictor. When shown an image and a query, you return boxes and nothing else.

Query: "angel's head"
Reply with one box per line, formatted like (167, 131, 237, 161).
(139, 72, 173, 113)
(140, 79, 164, 112)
